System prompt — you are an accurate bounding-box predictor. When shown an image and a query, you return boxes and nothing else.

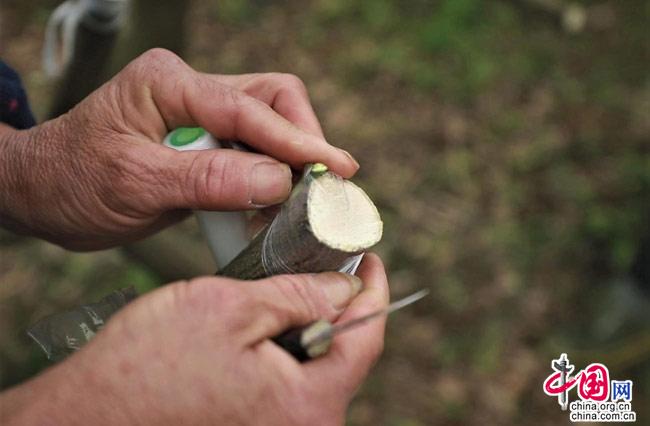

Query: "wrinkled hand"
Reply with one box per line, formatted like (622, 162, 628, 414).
(0, 48, 358, 250)
(1, 254, 388, 426)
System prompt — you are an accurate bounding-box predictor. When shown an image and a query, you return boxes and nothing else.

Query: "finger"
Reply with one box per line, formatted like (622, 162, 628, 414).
(180, 82, 358, 177)
(216, 73, 325, 137)
(139, 143, 293, 210)
(302, 253, 389, 394)
(236, 272, 363, 345)
(0, 122, 14, 136)
(126, 50, 358, 177)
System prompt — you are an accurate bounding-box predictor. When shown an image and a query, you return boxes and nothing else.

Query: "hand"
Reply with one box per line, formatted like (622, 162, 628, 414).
(0, 254, 389, 425)
(0, 48, 359, 250)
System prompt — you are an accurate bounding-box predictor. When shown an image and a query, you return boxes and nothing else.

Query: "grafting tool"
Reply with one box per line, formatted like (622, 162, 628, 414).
(273, 289, 430, 361)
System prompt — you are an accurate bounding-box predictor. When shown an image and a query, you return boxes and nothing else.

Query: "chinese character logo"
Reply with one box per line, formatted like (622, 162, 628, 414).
(543, 353, 574, 410)
(578, 363, 609, 402)
(542, 353, 637, 422)
(611, 380, 633, 402)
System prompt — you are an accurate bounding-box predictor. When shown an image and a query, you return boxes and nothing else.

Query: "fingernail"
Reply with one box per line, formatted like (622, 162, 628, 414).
(338, 148, 360, 170)
(319, 272, 363, 310)
(250, 162, 292, 206)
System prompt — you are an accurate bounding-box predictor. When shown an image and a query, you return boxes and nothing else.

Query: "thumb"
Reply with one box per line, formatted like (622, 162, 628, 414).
(238, 272, 363, 345)
(151, 145, 293, 211)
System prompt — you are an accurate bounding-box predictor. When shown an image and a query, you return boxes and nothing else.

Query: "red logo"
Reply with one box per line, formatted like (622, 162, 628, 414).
(543, 355, 636, 422)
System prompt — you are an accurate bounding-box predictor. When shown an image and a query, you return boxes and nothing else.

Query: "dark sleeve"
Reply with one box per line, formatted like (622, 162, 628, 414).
(0, 60, 36, 129)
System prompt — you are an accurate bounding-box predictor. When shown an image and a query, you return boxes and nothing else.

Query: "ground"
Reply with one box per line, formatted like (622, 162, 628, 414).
(1, 1, 649, 424)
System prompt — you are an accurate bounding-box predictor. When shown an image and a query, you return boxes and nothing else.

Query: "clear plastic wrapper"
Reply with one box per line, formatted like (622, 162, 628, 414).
(27, 287, 138, 361)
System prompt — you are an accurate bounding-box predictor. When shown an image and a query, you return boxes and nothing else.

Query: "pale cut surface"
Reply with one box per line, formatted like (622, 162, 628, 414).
(307, 173, 383, 252)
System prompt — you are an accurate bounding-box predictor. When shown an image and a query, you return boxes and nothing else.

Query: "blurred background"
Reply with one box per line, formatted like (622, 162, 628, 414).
(1, 0, 648, 424)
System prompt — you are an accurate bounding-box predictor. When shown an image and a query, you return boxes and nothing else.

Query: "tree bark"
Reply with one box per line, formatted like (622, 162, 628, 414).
(107, 0, 190, 76)
(48, 0, 191, 118)
(219, 168, 382, 280)
(48, 21, 119, 118)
